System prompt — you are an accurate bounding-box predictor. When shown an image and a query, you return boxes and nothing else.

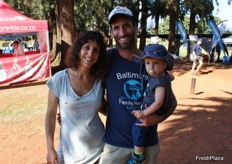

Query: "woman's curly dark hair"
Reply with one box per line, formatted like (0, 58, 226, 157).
(65, 31, 108, 80)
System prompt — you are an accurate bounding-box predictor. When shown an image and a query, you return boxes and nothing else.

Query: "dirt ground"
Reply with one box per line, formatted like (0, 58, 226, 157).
(0, 60, 231, 164)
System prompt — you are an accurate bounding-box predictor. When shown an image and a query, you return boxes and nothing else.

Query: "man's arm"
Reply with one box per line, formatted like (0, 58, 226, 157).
(136, 105, 176, 126)
(98, 87, 108, 116)
(98, 97, 108, 116)
(137, 84, 177, 126)
(167, 71, 175, 81)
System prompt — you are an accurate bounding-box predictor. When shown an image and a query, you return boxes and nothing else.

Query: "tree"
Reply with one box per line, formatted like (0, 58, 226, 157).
(139, 0, 149, 50)
(182, 0, 215, 59)
(57, 0, 75, 69)
(150, 0, 168, 36)
(183, 0, 215, 35)
(167, 0, 178, 54)
(4, 0, 231, 66)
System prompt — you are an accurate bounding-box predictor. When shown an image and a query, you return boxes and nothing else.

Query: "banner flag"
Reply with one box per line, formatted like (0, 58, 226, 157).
(211, 20, 227, 52)
(207, 19, 225, 55)
(218, 20, 227, 35)
(175, 21, 188, 47)
(0, 52, 51, 85)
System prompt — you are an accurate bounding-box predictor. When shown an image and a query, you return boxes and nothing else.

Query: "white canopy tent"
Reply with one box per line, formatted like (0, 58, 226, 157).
(222, 35, 232, 45)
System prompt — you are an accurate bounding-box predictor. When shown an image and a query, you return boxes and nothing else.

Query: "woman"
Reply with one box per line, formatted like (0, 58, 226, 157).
(45, 31, 108, 164)
(12, 40, 25, 55)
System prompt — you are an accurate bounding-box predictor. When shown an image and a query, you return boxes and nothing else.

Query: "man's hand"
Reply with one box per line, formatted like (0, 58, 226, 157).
(132, 110, 145, 119)
(136, 114, 163, 126)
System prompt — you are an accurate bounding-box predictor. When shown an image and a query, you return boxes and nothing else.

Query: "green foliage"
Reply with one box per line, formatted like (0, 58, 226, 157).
(159, 17, 170, 34)
(150, 0, 169, 18)
(74, 0, 111, 34)
(3, 0, 232, 48)
(157, 12, 229, 35)
(182, 0, 214, 18)
(5, 0, 55, 20)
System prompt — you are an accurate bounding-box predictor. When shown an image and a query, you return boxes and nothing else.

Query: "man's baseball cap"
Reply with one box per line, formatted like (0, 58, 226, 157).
(108, 6, 133, 23)
(198, 38, 202, 42)
(142, 44, 174, 70)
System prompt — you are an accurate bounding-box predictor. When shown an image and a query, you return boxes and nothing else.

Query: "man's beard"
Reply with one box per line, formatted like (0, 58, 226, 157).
(116, 36, 136, 50)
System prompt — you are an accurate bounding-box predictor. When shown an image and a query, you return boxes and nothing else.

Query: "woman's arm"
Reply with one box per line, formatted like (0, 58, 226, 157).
(45, 90, 60, 163)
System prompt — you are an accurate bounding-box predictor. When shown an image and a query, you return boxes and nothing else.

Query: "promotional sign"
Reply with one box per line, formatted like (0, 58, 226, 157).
(207, 19, 226, 55)
(175, 21, 188, 47)
(0, 52, 51, 85)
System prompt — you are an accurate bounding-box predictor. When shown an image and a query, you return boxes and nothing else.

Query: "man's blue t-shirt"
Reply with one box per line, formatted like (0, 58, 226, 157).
(105, 48, 159, 148)
(193, 44, 202, 56)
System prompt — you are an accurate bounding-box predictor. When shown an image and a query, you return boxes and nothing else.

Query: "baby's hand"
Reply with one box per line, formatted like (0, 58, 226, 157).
(132, 110, 144, 119)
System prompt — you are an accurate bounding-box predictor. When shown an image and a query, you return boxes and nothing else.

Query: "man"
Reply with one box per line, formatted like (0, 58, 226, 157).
(13, 40, 25, 56)
(191, 38, 203, 75)
(99, 6, 176, 164)
(33, 38, 39, 51)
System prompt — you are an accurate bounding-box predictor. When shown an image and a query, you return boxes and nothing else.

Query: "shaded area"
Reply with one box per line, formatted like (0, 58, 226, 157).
(0, 79, 47, 90)
(0, 56, 231, 163)
(173, 59, 232, 77)
(158, 96, 232, 164)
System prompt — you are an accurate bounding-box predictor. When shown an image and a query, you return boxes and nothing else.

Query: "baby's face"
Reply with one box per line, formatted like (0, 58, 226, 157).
(144, 57, 167, 77)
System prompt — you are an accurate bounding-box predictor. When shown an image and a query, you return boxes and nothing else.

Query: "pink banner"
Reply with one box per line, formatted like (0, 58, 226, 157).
(0, 52, 51, 85)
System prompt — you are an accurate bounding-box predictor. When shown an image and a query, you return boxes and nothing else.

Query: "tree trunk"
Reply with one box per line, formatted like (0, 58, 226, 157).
(154, 14, 159, 36)
(50, 1, 59, 65)
(58, 0, 75, 70)
(107, 0, 115, 47)
(189, 12, 196, 35)
(186, 10, 196, 60)
(168, 0, 177, 54)
(139, 0, 148, 51)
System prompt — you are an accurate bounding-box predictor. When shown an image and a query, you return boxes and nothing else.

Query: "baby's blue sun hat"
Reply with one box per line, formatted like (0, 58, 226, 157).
(142, 44, 174, 70)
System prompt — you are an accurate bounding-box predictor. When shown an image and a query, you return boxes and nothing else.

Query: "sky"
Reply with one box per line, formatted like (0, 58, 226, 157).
(213, 1, 232, 30)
